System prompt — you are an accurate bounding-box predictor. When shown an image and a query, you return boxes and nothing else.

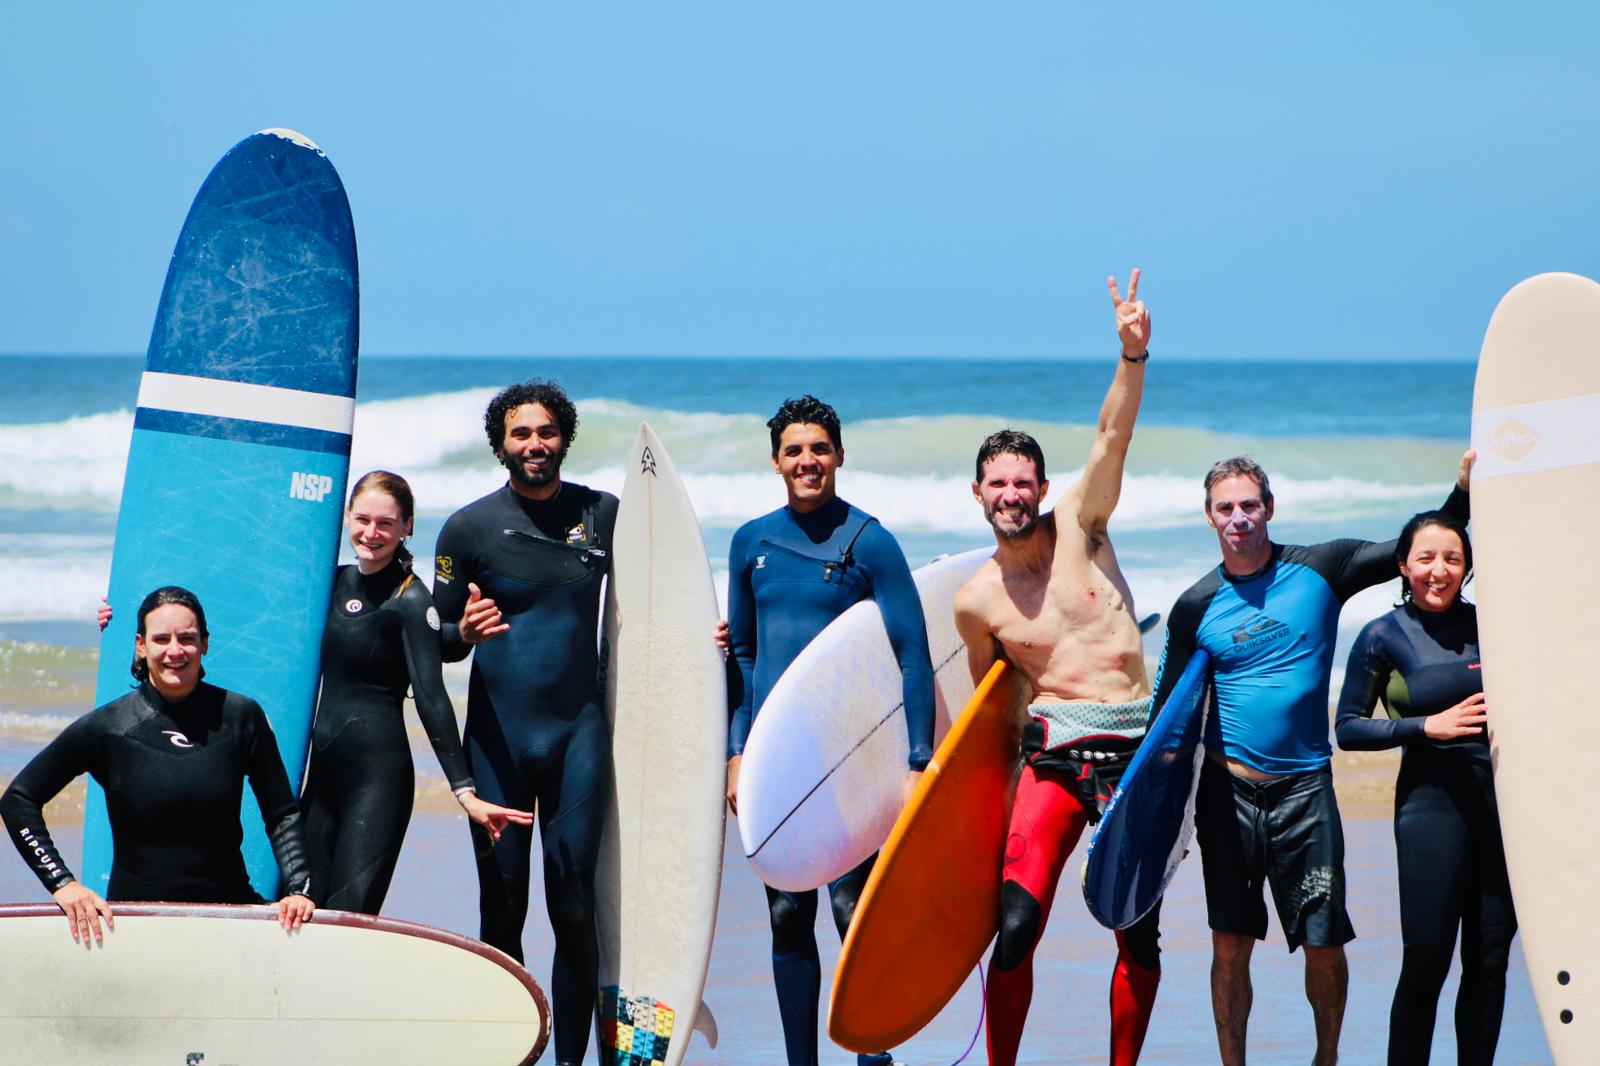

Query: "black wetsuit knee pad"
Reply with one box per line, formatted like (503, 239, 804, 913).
(767, 888, 819, 957)
(994, 881, 1044, 972)
(1118, 904, 1163, 972)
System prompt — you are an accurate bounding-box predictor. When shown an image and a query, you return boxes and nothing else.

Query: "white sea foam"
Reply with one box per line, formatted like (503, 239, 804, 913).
(0, 388, 1462, 623)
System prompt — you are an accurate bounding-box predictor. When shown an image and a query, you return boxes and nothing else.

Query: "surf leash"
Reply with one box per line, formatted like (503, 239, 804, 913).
(946, 962, 986, 1066)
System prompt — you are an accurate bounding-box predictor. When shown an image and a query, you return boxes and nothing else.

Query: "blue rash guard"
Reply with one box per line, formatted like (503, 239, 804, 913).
(1153, 487, 1469, 776)
(726, 496, 935, 769)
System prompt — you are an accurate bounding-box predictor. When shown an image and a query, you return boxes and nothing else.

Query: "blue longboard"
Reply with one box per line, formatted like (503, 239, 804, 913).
(1082, 649, 1210, 929)
(83, 129, 358, 900)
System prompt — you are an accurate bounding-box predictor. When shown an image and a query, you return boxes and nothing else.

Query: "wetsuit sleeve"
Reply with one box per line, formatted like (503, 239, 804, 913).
(1148, 579, 1214, 729)
(0, 715, 98, 893)
(431, 512, 476, 663)
(1334, 619, 1427, 750)
(396, 582, 475, 791)
(1318, 485, 1472, 602)
(855, 523, 936, 771)
(726, 525, 757, 759)
(240, 700, 313, 897)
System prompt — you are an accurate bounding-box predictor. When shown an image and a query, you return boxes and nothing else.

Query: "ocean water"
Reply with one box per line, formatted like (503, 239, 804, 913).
(0, 352, 1471, 635)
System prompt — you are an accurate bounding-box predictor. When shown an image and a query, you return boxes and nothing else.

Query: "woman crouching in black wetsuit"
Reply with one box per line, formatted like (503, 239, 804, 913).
(1, 586, 316, 942)
(1335, 507, 1517, 1065)
(298, 470, 531, 914)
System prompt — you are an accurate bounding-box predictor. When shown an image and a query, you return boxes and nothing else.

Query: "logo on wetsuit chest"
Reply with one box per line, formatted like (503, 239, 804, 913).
(567, 524, 586, 543)
(435, 555, 454, 583)
(163, 730, 195, 749)
(1231, 615, 1290, 649)
(345, 599, 363, 614)
(755, 554, 767, 569)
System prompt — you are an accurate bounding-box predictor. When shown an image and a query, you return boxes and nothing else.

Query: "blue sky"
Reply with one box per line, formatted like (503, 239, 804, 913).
(4, 3, 1596, 360)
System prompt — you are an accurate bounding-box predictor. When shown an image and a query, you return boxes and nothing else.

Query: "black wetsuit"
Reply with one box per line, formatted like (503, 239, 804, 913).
(1336, 600, 1515, 1066)
(300, 561, 475, 914)
(0, 681, 311, 903)
(434, 482, 617, 1066)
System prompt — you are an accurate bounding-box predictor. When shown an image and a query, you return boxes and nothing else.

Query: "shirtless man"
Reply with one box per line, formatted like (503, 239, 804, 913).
(954, 269, 1159, 1066)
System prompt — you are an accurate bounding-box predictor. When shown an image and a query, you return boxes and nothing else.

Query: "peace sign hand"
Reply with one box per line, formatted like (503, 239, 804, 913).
(1107, 268, 1150, 358)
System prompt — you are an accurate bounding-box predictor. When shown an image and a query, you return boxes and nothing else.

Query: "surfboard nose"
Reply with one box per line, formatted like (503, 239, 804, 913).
(257, 127, 320, 150)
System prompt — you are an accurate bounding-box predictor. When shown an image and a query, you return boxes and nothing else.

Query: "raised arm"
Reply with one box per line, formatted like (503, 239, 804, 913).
(1072, 269, 1150, 537)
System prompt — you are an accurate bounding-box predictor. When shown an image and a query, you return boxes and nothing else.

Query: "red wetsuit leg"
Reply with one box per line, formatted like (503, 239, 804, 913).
(985, 761, 1091, 1066)
(1110, 923, 1161, 1065)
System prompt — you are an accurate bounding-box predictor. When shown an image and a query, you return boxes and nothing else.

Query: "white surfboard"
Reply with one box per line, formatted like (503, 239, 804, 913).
(738, 547, 990, 891)
(597, 422, 727, 1066)
(1470, 271, 1600, 1065)
(0, 903, 548, 1065)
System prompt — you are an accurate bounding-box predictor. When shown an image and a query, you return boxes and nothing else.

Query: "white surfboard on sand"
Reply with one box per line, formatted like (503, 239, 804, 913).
(1470, 271, 1600, 1065)
(597, 422, 726, 1066)
(0, 903, 548, 1065)
(738, 548, 990, 892)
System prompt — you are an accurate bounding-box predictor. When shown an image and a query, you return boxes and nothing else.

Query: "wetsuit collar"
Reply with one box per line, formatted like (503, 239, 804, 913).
(1219, 542, 1282, 584)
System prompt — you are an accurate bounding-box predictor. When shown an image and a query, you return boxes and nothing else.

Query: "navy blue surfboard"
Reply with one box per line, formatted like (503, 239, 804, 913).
(1082, 649, 1210, 929)
(83, 129, 358, 900)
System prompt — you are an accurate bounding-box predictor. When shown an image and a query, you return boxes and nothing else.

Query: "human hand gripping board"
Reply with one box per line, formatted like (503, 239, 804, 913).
(828, 660, 1026, 1053)
(0, 903, 549, 1065)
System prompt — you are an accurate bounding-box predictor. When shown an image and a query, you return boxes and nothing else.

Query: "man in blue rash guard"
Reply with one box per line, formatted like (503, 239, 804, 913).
(725, 395, 935, 1066)
(1154, 451, 1472, 1066)
(432, 380, 615, 1066)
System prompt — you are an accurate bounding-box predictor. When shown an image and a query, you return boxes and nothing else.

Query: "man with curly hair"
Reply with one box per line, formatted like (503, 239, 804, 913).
(433, 379, 617, 1066)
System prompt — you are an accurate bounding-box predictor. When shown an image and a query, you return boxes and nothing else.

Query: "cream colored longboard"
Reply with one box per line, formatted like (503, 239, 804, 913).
(0, 903, 549, 1065)
(598, 422, 726, 1066)
(1470, 271, 1600, 1064)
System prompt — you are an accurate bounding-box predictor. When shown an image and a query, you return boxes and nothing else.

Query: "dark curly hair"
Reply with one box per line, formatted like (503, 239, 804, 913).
(768, 395, 842, 456)
(130, 585, 209, 683)
(484, 380, 579, 455)
(975, 429, 1046, 483)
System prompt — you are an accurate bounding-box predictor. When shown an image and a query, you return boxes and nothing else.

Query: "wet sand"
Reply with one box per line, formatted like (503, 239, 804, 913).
(3, 773, 1553, 1064)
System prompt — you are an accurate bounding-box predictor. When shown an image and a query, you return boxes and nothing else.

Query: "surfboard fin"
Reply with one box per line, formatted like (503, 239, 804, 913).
(694, 1000, 719, 1048)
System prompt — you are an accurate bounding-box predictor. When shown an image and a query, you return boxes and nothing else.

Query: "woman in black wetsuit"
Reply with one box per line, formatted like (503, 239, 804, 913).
(1, 586, 316, 942)
(1335, 508, 1516, 1065)
(298, 470, 532, 914)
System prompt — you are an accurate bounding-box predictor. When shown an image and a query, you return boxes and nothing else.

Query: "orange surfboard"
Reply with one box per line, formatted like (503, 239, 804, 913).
(829, 661, 1026, 1053)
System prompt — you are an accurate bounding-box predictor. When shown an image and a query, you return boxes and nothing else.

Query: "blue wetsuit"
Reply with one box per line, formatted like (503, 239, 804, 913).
(434, 482, 617, 1066)
(727, 496, 934, 1066)
(1336, 600, 1515, 1065)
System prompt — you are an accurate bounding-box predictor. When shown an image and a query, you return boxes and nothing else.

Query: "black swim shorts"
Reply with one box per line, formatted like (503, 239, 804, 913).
(1195, 757, 1356, 952)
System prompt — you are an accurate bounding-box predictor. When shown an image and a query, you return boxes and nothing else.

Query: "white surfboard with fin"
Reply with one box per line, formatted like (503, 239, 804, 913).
(597, 422, 726, 1066)
(1470, 271, 1600, 1064)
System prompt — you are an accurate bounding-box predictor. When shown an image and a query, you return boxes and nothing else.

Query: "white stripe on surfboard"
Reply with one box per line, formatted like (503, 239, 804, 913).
(1471, 392, 1600, 480)
(136, 372, 355, 435)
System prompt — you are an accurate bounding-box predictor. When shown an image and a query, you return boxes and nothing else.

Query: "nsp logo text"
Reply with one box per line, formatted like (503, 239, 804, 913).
(290, 471, 335, 502)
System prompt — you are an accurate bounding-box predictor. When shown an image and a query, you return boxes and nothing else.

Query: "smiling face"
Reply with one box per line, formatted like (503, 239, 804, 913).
(1205, 473, 1274, 571)
(136, 603, 208, 701)
(347, 489, 410, 573)
(772, 422, 842, 512)
(975, 451, 1049, 541)
(1400, 523, 1468, 611)
(497, 402, 567, 498)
